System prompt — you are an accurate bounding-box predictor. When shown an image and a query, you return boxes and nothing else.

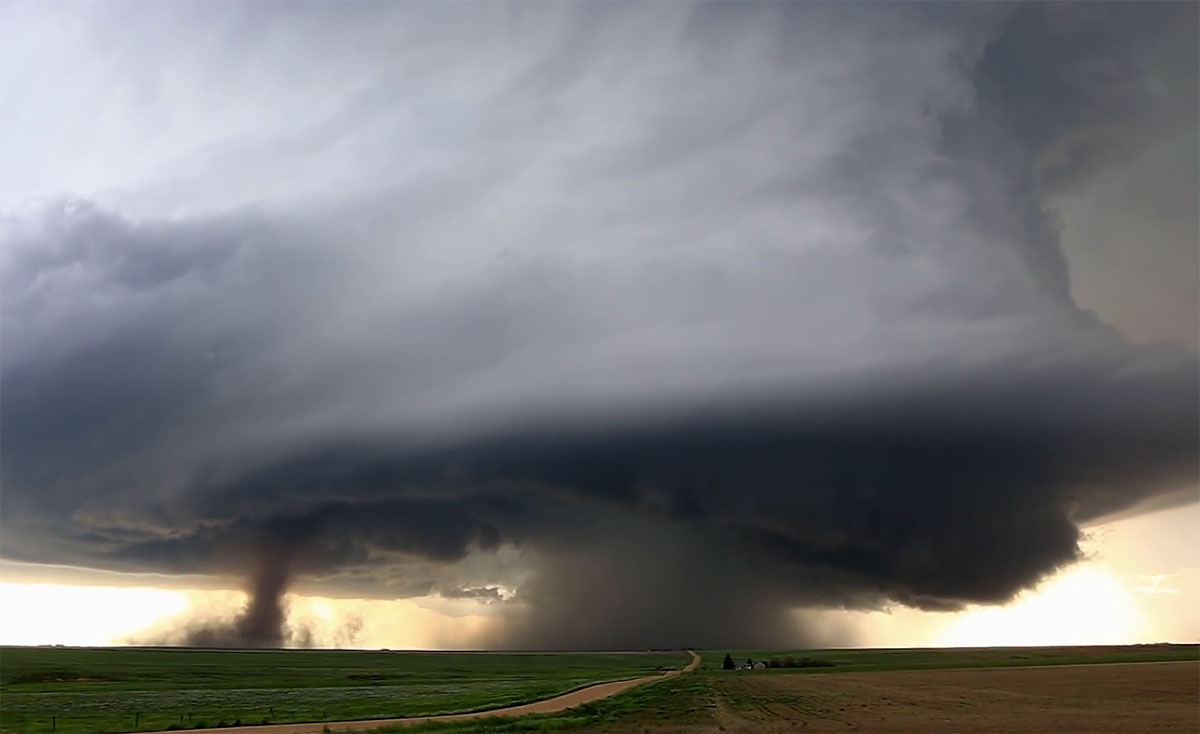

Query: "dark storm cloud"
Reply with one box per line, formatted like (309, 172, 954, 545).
(1, 2, 1196, 648)
(51, 358, 1200, 601)
(974, 3, 1200, 194)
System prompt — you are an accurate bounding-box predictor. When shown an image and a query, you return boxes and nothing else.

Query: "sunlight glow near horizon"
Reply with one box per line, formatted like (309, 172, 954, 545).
(1, 505, 1195, 649)
(0, 566, 1158, 649)
(0, 564, 1173, 650)
(0, 584, 191, 647)
(934, 565, 1142, 647)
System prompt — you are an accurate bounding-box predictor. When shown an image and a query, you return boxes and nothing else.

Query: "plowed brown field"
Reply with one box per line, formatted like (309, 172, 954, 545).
(601, 660, 1199, 733)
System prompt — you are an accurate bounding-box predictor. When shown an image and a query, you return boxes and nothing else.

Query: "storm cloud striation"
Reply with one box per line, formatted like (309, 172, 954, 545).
(1, 2, 1196, 648)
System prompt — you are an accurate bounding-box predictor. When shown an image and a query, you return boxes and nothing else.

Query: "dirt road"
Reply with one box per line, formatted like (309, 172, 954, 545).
(138, 651, 701, 734)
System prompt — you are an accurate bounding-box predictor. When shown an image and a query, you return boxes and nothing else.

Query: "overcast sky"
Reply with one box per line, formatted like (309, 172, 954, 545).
(1, 1, 1196, 649)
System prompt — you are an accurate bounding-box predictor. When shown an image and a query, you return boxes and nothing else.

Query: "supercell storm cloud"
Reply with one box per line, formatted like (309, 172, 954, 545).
(1, 2, 1197, 648)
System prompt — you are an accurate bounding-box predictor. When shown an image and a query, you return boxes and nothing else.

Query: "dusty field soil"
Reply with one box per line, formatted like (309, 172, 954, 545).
(604, 661, 1199, 733)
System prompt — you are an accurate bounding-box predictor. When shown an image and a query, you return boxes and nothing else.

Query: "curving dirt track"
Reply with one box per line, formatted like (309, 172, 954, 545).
(138, 650, 701, 734)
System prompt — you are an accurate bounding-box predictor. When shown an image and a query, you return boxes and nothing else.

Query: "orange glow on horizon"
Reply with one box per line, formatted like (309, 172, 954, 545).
(1, 505, 1195, 649)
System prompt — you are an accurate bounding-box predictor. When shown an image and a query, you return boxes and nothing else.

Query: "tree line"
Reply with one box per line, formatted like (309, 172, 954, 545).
(721, 653, 835, 670)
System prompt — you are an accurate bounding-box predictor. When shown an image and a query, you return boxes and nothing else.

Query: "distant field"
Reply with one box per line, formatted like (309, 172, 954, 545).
(384, 644, 1200, 734)
(704, 643, 1200, 673)
(510, 658, 1196, 734)
(0, 647, 689, 734)
(698, 661, 1200, 733)
(3, 645, 1195, 734)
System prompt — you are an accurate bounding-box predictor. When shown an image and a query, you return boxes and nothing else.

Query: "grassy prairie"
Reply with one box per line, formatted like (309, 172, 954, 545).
(387, 673, 713, 734)
(0, 647, 689, 734)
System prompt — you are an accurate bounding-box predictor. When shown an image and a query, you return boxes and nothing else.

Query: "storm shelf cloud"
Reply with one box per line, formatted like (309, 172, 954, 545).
(1, 1, 1196, 649)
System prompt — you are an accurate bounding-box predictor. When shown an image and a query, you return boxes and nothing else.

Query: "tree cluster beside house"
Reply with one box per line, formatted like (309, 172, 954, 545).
(721, 653, 765, 670)
(721, 653, 835, 670)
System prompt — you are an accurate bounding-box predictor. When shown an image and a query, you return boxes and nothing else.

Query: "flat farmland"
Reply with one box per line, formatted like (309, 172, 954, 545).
(2, 646, 1196, 734)
(686, 661, 1200, 733)
(535, 646, 1198, 734)
(704, 643, 1200, 672)
(378, 645, 1198, 733)
(0, 647, 690, 734)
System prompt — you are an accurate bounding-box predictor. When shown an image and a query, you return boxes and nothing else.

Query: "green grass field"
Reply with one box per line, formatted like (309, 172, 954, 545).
(383, 672, 713, 734)
(0, 647, 689, 734)
(2, 645, 1195, 734)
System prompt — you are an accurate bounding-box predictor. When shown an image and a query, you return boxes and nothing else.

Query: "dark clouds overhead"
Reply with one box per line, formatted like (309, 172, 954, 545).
(973, 2, 1199, 194)
(1, 2, 1196, 648)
